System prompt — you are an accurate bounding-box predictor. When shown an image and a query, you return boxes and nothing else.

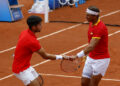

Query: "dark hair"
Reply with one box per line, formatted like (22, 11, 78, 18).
(27, 15, 42, 29)
(88, 6, 100, 13)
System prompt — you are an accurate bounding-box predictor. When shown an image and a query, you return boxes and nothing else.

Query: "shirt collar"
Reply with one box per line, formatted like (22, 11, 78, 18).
(28, 29, 36, 38)
(94, 19, 100, 26)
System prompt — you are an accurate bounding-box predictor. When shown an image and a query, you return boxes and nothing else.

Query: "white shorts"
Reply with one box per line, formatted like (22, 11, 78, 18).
(82, 56, 110, 78)
(14, 66, 39, 85)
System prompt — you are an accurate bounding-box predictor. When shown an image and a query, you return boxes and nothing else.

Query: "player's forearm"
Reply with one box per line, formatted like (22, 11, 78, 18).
(76, 38, 99, 58)
(41, 53, 55, 60)
(84, 45, 95, 55)
(76, 45, 94, 58)
(43, 53, 57, 60)
(36, 48, 64, 60)
(41, 53, 63, 60)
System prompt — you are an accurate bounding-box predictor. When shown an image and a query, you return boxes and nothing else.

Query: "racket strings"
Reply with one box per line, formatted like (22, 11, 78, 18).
(38, 75, 44, 86)
(60, 56, 87, 73)
(61, 59, 80, 72)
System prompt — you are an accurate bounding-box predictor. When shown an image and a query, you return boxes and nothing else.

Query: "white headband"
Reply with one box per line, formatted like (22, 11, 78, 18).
(86, 8, 99, 15)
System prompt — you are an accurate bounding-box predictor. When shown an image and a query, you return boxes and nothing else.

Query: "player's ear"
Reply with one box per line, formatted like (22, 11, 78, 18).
(95, 15, 99, 19)
(32, 26, 36, 30)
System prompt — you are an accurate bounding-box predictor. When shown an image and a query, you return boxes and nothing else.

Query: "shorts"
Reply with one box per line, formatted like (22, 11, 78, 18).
(82, 56, 110, 78)
(14, 66, 39, 85)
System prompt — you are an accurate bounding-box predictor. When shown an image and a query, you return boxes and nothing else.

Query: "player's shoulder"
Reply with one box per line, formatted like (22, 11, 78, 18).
(97, 21, 107, 30)
(19, 29, 28, 38)
(97, 21, 108, 35)
(28, 34, 39, 45)
(21, 29, 28, 34)
(98, 21, 107, 28)
(19, 29, 36, 42)
(27, 39, 40, 48)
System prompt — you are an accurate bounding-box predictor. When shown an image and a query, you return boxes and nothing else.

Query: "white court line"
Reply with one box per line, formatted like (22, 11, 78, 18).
(0, 30, 120, 81)
(0, 10, 120, 54)
(0, 24, 80, 54)
(39, 73, 120, 82)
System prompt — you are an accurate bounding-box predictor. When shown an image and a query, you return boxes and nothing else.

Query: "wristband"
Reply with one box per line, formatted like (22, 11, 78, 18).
(56, 55, 63, 60)
(77, 50, 85, 58)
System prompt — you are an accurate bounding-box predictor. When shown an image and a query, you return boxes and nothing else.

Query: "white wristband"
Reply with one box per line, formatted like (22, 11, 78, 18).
(56, 55, 63, 60)
(77, 50, 85, 58)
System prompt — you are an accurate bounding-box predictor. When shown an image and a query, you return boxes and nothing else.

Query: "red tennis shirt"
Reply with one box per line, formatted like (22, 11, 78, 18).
(88, 19, 110, 59)
(12, 29, 41, 73)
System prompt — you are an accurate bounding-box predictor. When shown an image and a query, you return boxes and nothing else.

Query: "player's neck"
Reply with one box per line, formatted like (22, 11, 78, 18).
(92, 18, 99, 25)
(30, 30, 36, 34)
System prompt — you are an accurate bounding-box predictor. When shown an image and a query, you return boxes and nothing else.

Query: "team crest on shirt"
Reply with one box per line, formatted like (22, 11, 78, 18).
(90, 32, 93, 35)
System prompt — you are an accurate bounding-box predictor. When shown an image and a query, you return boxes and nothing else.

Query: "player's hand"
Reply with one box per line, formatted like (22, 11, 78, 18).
(63, 55, 71, 60)
(63, 55, 77, 60)
(69, 55, 77, 60)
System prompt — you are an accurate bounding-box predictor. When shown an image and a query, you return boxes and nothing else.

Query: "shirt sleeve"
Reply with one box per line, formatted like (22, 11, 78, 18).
(92, 28, 103, 39)
(29, 40, 41, 52)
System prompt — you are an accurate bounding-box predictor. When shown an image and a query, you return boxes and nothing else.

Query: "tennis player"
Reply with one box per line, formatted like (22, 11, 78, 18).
(12, 16, 68, 86)
(72, 6, 110, 86)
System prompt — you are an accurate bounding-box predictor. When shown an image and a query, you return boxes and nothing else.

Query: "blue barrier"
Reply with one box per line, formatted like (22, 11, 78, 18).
(0, 0, 23, 22)
(79, 0, 86, 4)
(9, 0, 18, 5)
(49, 0, 60, 9)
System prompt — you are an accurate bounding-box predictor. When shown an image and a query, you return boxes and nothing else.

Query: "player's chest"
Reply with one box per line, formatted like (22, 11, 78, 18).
(88, 27, 96, 38)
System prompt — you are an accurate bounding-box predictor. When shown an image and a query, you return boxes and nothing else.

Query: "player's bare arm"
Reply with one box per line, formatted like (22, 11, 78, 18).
(84, 38, 100, 55)
(36, 48, 69, 60)
(70, 38, 100, 59)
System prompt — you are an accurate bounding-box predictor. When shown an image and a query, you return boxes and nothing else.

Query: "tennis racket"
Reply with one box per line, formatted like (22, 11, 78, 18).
(38, 74, 44, 86)
(60, 56, 86, 73)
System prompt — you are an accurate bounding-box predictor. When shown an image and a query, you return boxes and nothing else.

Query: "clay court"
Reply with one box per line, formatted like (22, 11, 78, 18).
(0, 0, 120, 86)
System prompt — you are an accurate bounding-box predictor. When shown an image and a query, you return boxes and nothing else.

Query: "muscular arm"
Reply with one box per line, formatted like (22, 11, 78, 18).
(84, 38, 100, 55)
(36, 48, 57, 60)
(76, 38, 100, 58)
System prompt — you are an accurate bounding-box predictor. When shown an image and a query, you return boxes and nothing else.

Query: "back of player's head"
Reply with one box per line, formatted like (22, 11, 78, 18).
(88, 6, 100, 13)
(27, 15, 42, 29)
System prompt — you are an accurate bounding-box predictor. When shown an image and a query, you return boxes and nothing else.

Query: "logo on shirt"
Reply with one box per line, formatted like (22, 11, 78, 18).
(90, 32, 93, 35)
